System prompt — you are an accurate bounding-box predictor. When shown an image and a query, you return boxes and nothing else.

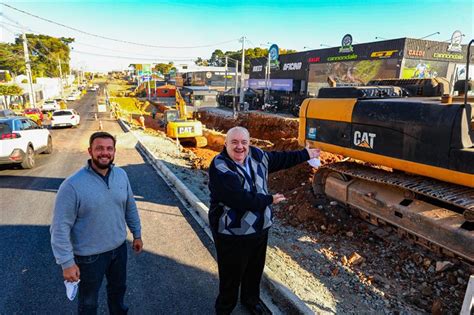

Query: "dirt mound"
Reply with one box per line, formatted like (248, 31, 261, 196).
(199, 111, 299, 142)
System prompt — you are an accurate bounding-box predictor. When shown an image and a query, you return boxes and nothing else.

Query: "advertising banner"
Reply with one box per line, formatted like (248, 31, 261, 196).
(307, 58, 400, 96)
(401, 59, 449, 79)
(248, 79, 293, 91)
(268, 44, 280, 69)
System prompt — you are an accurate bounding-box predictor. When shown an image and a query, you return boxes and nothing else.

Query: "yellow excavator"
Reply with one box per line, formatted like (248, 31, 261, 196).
(299, 44, 474, 263)
(164, 88, 207, 147)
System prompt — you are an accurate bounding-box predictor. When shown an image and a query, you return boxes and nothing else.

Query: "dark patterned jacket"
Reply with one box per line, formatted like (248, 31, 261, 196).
(208, 146, 310, 237)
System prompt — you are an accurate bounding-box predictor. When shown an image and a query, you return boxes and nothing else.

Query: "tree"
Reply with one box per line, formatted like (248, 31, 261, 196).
(0, 84, 23, 109)
(208, 49, 225, 66)
(152, 62, 174, 75)
(0, 43, 25, 77)
(194, 57, 209, 66)
(0, 34, 74, 79)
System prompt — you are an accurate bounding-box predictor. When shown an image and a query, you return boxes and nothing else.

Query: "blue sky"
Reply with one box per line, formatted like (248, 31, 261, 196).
(1, 0, 472, 71)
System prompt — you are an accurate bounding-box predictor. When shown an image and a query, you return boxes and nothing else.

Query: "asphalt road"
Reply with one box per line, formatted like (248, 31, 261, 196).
(0, 90, 228, 314)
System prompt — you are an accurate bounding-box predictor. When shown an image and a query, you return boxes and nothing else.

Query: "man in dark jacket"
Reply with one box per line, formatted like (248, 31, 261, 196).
(208, 126, 320, 314)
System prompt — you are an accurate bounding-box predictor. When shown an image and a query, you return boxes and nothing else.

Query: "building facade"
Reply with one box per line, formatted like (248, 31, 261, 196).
(249, 36, 472, 109)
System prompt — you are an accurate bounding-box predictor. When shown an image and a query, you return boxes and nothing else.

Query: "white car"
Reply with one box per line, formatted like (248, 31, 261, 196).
(51, 109, 80, 128)
(42, 100, 60, 111)
(66, 94, 76, 101)
(66, 91, 81, 101)
(0, 116, 52, 169)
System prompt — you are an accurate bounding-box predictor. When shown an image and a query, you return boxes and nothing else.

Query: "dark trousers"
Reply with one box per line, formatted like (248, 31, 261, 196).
(75, 242, 128, 315)
(213, 231, 268, 315)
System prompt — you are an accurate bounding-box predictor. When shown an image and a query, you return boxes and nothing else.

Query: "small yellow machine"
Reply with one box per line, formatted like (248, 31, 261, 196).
(164, 88, 207, 147)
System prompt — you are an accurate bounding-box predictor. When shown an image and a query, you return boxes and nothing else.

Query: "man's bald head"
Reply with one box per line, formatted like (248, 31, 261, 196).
(225, 126, 250, 164)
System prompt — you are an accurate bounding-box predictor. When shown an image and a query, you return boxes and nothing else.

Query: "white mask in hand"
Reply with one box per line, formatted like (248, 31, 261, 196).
(64, 280, 80, 301)
(307, 158, 321, 169)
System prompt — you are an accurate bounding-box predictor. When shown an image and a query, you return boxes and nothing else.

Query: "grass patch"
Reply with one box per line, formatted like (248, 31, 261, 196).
(110, 97, 150, 115)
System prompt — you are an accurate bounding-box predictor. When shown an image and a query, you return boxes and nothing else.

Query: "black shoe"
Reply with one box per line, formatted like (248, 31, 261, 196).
(242, 301, 266, 315)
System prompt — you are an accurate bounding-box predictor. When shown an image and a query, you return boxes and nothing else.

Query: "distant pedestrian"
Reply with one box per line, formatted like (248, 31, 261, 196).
(151, 106, 157, 120)
(139, 114, 145, 129)
(50, 131, 143, 314)
(208, 126, 320, 314)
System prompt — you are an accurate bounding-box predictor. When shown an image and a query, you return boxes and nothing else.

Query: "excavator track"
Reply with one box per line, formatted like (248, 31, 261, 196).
(326, 162, 474, 214)
(316, 162, 474, 263)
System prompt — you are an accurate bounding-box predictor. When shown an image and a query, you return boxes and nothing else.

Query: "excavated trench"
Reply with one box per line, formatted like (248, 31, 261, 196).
(132, 105, 472, 313)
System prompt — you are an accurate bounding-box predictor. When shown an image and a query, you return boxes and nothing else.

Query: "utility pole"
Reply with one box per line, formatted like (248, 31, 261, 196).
(233, 60, 239, 117)
(22, 32, 36, 108)
(147, 78, 151, 100)
(265, 53, 271, 103)
(224, 56, 228, 91)
(239, 36, 246, 105)
(58, 57, 64, 98)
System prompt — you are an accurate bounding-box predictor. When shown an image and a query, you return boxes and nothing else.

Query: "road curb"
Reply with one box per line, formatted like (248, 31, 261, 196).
(118, 119, 313, 314)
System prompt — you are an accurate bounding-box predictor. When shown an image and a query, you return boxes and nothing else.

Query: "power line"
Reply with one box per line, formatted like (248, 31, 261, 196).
(70, 49, 196, 62)
(71, 41, 200, 60)
(2, 3, 240, 49)
(1, 17, 199, 60)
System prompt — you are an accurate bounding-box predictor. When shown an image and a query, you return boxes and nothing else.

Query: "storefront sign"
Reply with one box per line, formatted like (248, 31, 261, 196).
(327, 54, 358, 62)
(248, 79, 293, 91)
(432, 52, 463, 60)
(308, 57, 321, 63)
(408, 49, 425, 57)
(370, 50, 398, 58)
(269, 44, 280, 69)
(339, 34, 354, 53)
(282, 62, 302, 71)
(252, 65, 263, 72)
(448, 30, 463, 53)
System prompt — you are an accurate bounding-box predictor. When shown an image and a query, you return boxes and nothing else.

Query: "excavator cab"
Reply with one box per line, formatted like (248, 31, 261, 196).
(164, 109, 179, 125)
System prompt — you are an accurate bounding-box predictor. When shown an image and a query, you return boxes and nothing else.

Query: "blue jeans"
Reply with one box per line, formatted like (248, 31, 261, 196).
(75, 242, 128, 315)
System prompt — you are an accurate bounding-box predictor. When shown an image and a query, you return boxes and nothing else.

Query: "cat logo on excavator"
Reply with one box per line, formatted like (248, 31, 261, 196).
(353, 131, 376, 149)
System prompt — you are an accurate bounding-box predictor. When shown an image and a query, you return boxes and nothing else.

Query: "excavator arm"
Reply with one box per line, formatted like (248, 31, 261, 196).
(175, 88, 188, 120)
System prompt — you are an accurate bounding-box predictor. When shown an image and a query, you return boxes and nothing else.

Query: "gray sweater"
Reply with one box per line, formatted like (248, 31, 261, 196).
(50, 162, 141, 269)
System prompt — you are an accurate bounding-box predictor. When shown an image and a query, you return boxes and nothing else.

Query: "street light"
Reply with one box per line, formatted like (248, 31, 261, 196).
(375, 36, 388, 40)
(222, 55, 240, 115)
(320, 43, 331, 48)
(303, 46, 314, 50)
(418, 32, 440, 40)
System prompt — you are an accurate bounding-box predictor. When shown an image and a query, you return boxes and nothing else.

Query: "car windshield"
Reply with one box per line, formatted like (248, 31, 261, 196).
(0, 122, 13, 136)
(53, 111, 72, 116)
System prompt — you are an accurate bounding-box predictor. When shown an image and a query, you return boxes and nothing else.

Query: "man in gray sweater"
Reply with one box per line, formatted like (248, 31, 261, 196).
(51, 131, 142, 314)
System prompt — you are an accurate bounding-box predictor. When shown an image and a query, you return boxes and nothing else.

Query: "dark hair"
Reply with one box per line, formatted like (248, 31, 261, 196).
(89, 131, 116, 147)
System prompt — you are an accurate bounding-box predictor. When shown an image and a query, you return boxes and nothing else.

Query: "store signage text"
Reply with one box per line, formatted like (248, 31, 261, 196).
(282, 62, 302, 71)
(433, 53, 463, 60)
(370, 50, 398, 58)
(408, 50, 425, 57)
(327, 54, 358, 62)
(308, 57, 321, 63)
(252, 65, 263, 72)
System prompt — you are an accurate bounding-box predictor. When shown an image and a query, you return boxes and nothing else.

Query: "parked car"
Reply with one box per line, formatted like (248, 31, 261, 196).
(42, 100, 60, 111)
(66, 91, 81, 101)
(218, 88, 260, 109)
(0, 109, 16, 118)
(23, 108, 44, 124)
(0, 116, 52, 169)
(50, 109, 80, 128)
